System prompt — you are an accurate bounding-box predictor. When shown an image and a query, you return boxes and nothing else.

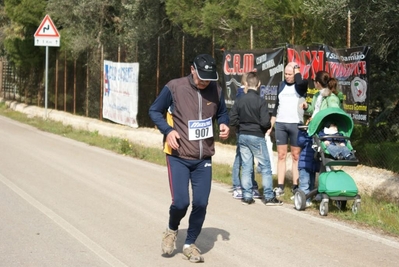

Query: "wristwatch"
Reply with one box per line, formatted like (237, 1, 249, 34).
(294, 65, 300, 69)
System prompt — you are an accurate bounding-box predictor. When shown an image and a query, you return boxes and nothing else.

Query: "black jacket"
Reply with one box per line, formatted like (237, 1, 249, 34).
(229, 90, 271, 137)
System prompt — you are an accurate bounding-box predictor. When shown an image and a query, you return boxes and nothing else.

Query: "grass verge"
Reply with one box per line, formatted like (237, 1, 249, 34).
(1, 102, 398, 238)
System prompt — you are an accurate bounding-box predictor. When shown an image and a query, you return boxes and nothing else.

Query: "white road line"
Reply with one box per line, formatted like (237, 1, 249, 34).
(0, 173, 129, 267)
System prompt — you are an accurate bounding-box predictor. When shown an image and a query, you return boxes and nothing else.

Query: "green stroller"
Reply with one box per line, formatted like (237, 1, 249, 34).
(294, 107, 361, 216)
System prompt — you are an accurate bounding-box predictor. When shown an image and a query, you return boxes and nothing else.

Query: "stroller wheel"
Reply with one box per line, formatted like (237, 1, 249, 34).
(352, 199, 361, 214)
(319, 198, 329, 216)
(294, 190, 306, 211)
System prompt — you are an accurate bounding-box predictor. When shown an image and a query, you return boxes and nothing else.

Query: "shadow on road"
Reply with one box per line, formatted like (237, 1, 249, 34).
(162, 227, 230, 258)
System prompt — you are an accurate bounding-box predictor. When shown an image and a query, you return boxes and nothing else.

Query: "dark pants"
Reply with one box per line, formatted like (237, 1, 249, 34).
(166, 155, 212, 245)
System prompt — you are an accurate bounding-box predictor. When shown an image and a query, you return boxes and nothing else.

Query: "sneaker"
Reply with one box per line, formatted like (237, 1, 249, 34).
(182, 244, 204, 263)
(232, 188, 243, 199)
(273, 187, 285, 197)
(290, 195, 295, 201)
(262, 197, 283, 206)
(306, 200, 312, 208)
(241, 198, 255, 205)
(253, 189, 262, 199)
(161, 228, 178, 255)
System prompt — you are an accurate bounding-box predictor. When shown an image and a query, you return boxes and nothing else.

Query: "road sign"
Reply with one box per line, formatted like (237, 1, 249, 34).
(34, 15, 60, 47)
(34, 15, 62, 119)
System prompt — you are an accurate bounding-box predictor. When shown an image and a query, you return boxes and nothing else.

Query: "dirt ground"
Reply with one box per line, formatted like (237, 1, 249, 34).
(3, 99, 399, 204)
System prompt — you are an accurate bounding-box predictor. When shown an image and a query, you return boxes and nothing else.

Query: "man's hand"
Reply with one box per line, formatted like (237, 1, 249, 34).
(219, 124, 230, 140)
(166, 130, 180, 150)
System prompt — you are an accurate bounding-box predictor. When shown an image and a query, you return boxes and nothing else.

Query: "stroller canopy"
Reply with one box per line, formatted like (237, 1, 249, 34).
(307, 107, 354, 137)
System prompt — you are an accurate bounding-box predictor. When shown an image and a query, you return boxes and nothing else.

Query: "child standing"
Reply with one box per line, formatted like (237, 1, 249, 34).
(297, 128, 320, 207)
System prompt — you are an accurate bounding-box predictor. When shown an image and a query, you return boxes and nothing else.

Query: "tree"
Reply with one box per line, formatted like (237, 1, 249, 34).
(164, 0, 287, 49)
(303, 0, 399, 114)
(2, 0, 47, 103)
(3, 0, 46, 67)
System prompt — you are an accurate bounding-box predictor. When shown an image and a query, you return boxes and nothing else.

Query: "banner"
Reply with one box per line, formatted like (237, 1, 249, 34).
(222, 48, 284, 112)
(103, 60, 139, 128)
(287, 45, 371, 124)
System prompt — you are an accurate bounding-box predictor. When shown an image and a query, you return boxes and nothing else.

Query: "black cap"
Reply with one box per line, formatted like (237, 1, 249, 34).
(192, 54, 218, 81)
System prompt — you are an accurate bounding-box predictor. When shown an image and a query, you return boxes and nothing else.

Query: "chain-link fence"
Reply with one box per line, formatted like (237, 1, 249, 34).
(1, 7, 398, 174)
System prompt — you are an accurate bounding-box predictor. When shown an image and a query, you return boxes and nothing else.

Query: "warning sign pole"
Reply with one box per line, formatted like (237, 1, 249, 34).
(34, 14, 60, 119)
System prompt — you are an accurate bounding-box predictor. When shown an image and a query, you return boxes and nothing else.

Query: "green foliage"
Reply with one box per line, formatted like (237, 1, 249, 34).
(46, 0, 124, 55)
(5, 0, 46, 26)
(2, 0, 46, 67)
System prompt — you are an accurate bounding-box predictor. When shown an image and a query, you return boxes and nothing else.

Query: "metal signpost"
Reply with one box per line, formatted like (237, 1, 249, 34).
(34, 14, 60, 118)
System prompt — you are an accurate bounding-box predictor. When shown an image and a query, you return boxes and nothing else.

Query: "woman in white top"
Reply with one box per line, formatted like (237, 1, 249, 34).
(267, 62, 308, 197)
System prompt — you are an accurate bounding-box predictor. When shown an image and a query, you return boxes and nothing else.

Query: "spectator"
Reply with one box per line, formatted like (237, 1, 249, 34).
(300, 71, 340, 118)
(267, 62, 308, 197)
(231, 73, 261, 199)
(230, 72, 282, 206)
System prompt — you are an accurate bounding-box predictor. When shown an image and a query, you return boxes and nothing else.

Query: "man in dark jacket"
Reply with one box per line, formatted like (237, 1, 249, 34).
(149, 54, 230, 263)
(229, 72, 282, 206)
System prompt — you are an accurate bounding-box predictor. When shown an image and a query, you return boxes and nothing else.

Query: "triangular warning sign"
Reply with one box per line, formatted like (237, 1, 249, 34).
(34, 15, 60, 38)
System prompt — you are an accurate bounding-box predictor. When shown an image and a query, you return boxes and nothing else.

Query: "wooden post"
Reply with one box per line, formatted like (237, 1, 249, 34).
(135, 42, 138, 62)
(64, 52, 67, 112)
(156, 37, 160, 96)
(250, 25, 253, 49)
(55, 51, 58, 110)
(291, 17, 295, 44)
(73, 58, 76, 114)
(181, 35, 185, 77)
(118, 45, 121, 62)
(99, 45, 103, 119)
(212, 32, 215, 58)
(347, 10, 351, 48)
(86, 50, 90, 117)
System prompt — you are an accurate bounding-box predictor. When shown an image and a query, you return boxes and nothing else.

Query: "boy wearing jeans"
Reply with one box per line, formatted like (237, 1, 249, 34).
(229, 72, 282, 206)
(297, 128, 320, 207)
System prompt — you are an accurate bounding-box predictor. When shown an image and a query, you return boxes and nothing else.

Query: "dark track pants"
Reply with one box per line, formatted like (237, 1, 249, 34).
(166, 155, 212, 245)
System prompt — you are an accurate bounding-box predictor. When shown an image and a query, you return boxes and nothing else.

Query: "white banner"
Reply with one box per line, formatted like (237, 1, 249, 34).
(103, 60, 139, 128)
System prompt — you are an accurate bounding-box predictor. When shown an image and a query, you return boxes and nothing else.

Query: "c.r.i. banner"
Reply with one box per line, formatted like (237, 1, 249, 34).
(103, 60, 139, 128)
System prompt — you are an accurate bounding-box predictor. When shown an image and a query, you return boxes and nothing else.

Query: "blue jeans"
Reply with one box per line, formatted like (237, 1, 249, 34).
(298, 168, 315, 195)
(232, 137, 258, 189)
(326, 144, 352, 159)
(238, 134, 273, 199)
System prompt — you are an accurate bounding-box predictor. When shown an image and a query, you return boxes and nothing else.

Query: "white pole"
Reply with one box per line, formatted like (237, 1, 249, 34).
(45, 45, 49, 119)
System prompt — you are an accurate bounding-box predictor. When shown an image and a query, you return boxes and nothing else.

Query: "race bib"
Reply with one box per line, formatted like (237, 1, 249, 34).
(188, 117, 213, 140)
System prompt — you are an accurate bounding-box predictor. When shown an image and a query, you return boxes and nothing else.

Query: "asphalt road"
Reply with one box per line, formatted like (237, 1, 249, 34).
(1, 115, 398, 267)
